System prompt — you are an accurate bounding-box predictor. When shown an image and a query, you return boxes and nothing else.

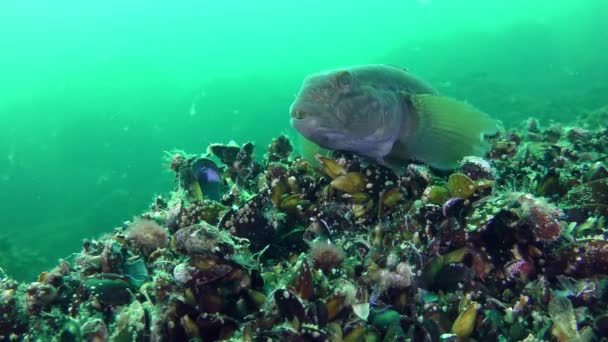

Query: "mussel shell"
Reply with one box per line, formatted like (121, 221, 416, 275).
(208, 143, 240, 165)
(300, 326, 329, 341)
(195, 314, 238, 342)
(360, 163, 399, 197)
(84, 277, 132, 306)
(430, 264, 473, 292)
(273, 289, 306, 323)
(447, 173, 476, 199)
(595, 315, 608, 337)
(547, 240, 608, 278)
(188, 254, 233, 286)
(293, 260, 313, 301)
(586, 162, 608, 182)
(267, 134, 293, 163)
(219, 195, 276, 251)
(442, 197, 467, 219)
(565, 178, 608, 206)
(306, 299, 329, 327)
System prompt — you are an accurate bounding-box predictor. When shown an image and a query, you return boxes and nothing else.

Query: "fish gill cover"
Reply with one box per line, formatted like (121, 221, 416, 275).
(1, 0, 608, 341)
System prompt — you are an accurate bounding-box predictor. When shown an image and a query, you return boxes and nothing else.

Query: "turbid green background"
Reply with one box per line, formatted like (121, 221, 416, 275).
(1, 0, 606, 280)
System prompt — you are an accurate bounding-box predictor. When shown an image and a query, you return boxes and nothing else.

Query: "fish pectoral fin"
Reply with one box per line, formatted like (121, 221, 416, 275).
(298, 135, 331, 163)
(396, 94, 498, 170)
(381, 155, 407, 174)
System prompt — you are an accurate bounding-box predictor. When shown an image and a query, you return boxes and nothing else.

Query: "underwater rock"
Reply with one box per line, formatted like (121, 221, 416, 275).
(173, 222, 234, 256)
(81, 319, 109, 342)
(401, 164, 432, 198)
(266, 134, 293, 163)
(6, 120, 608, 341)
(179, 200, 229, 227)
(219, 194, 279, 252)
(585, 161, 608, 182)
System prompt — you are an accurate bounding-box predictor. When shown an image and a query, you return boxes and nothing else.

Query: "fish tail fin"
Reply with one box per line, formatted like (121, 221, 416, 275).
(399, 94, 498, 170)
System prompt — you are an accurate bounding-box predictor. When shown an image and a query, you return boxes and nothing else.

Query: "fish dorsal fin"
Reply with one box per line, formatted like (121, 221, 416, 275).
(392, 93, 498, 170)
(383, 64, 409, 72)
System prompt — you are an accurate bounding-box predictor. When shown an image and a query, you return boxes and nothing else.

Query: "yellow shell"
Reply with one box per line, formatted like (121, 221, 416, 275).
(426, 185, 450, 204)
(316, 155, 346, 179)
(382, 187, 403, 207)
(331, 172, 366, 193)
(448, 173, 476, 199)
(452, 302, 479, 338)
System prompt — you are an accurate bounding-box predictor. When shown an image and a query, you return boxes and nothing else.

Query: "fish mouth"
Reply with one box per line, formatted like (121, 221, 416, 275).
(289, 100, 329, 120)
(291, 109, 307, 120)
(290, 100, 344, 146)
(290, 116, 317, 136)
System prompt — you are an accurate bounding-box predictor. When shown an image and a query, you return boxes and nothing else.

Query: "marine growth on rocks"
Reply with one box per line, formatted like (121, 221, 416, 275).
(1, 119, 608, 341)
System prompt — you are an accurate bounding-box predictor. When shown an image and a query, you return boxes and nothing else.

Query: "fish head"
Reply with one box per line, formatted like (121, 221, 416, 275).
(290, 68, 403, 159)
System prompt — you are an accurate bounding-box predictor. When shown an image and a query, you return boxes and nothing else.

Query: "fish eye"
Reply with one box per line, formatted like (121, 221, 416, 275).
(335, 71, 353, 89)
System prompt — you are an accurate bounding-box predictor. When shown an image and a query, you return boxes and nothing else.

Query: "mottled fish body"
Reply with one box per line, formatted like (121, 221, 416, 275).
(290, 64, 498, 169)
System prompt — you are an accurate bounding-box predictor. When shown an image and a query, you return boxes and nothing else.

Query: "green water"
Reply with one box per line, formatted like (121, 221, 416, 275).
(1, 0, 606, 281)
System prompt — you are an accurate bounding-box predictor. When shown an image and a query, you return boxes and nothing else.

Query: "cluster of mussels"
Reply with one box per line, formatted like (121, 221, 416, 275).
(1, 120, 608, 342)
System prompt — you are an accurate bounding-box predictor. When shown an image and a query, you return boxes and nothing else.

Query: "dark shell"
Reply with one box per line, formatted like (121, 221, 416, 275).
(178, 200, 229, 227)
(431, 264, 473, 292)
(219, 195, 276, 252)
(547, 240, 608, 278)
(535, 169, 565, 198)
(360, 163, 399, 197)
(187, 255, 234, 286)
(401, 164, 432, 198)
(273, 289, 306, 323)
(442, 197, 468, 219)
(293, 260, 313, 301)
(208, 143, 240, 165)
(266, 134, 293, 163)
(585, 162, 608, 182)
(300, 326, 329, 341)
(83, 277, 132, 306)
(195, 314, 238, 342)
(564, 178, 608, 220)
(459, 156, 494, 181)
(325, 294, 347, 321)
(595, 315, 608, 338)
(565, 178, 608, 206)
(306, 299, 329, 327)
